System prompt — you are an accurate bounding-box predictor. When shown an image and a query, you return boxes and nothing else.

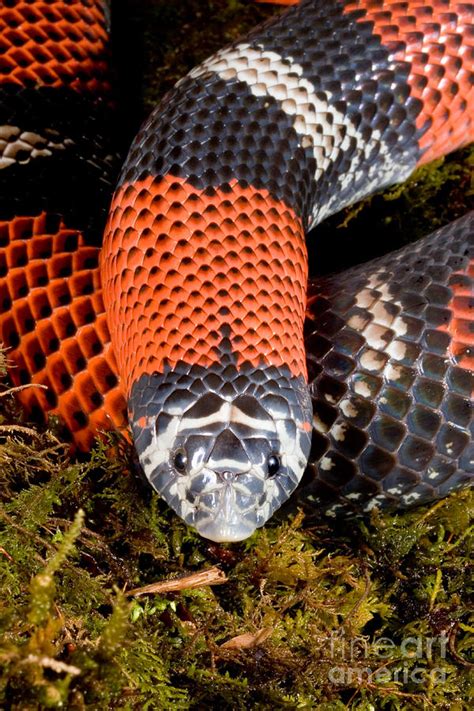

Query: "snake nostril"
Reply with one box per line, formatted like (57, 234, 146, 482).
(218, 471, 235, 483)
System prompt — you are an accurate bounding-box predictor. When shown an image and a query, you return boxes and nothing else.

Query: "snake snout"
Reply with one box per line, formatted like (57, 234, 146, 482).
(218, 470, 242, 482)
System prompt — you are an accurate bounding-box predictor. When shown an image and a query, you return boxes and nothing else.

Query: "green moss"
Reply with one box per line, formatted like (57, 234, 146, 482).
(1, 1, 473, 707)
(1, 395, 472, 708)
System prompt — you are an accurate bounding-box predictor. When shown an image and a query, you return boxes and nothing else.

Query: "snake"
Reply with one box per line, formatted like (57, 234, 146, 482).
(0, 0, 472, 542)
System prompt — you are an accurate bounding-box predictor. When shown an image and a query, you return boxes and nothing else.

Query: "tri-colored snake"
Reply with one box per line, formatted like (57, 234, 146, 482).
(0, 0, 472, 541)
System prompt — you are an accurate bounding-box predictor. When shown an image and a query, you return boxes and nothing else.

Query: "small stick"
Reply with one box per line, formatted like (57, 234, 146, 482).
(0, 383, 48, 398)
(127, 566, 228, 597)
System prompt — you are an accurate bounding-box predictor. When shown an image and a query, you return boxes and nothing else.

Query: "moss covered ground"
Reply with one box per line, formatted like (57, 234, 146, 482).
(0, 1, 473, 708)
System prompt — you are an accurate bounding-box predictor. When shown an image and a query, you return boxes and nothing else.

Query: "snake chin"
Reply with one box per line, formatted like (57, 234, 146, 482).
(161, 464, 306, 543)
(129, 363, 313, 541)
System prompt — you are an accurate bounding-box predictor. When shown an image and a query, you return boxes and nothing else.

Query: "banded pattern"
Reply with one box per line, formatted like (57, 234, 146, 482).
(0, 0, 124, 448)
(300, 212, 473, 516)
(117, 0, 423, 229)
(343, 0, 474, 163)
(104, 175, 309, 392)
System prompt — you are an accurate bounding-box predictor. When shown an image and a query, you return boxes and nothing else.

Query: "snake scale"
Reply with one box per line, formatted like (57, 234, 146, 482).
(0, 0, 472, 541)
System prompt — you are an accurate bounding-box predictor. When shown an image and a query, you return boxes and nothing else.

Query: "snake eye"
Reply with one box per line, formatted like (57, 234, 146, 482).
(173, 449, 187, 472)
(267, 454, 280, 477)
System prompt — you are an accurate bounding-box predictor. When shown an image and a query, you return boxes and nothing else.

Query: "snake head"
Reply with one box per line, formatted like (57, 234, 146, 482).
(130, 362, 312, 542)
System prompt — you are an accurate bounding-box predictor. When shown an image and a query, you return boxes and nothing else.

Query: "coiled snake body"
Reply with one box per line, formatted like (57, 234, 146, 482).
(0, 0, 473, 541)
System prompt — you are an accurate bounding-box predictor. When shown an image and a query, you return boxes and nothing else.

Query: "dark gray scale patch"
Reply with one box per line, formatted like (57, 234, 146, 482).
(360, 445, 395, 480)
(339, 472, 380, 498)
(330, 420, 368, 459)
(421, 353, 449, 380)
(209, 430, 248, 470)
(442, 393, 471, 428)
(240, 438, 268, 468)
(436, 424, 470, 459)
(322, 351, 356, 378)
(423, 329, 452, 356)
(425, 457, 458, 485)
(183, 392, 224, 419)
(319, 452, 357, 487)
(369, 415, 405, 452)
(298, 212, 473, 517)
(259, 393, 291, 419)
(234, 394, 272, 419)
(398, 436, 435, 472)
(186, 435, 213, 469)
(459, 441, 474, 473)
(230, 419, 275, 441)
(413, 378, 445, 409)
(407, 405, 442, 440)
(448, 366, 473, 397)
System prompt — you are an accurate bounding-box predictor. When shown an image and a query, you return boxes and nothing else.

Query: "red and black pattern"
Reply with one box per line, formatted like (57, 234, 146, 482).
(0, 0, 126, 448)
(0, 1, 472, 541)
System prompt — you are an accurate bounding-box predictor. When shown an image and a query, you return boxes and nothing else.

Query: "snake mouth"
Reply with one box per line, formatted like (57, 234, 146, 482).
(149, 467, 283, 542)
(185, 481, 263, 542)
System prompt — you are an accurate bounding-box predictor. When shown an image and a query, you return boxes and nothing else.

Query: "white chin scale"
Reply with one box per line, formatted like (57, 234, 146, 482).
(191, 485, 259, 542)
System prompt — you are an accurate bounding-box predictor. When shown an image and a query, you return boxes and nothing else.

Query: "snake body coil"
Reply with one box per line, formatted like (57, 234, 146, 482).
(0, 0, 473, 541)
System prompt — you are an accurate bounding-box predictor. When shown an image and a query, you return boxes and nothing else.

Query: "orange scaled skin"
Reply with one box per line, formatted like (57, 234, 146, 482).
(441, 258, 474, 377)
(102, 175, 308, 396)
(0, 0, 110, 95)
(0, 0, 124, 449)
(0, 214, 127, 449)
(343, 0, 474, 164)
